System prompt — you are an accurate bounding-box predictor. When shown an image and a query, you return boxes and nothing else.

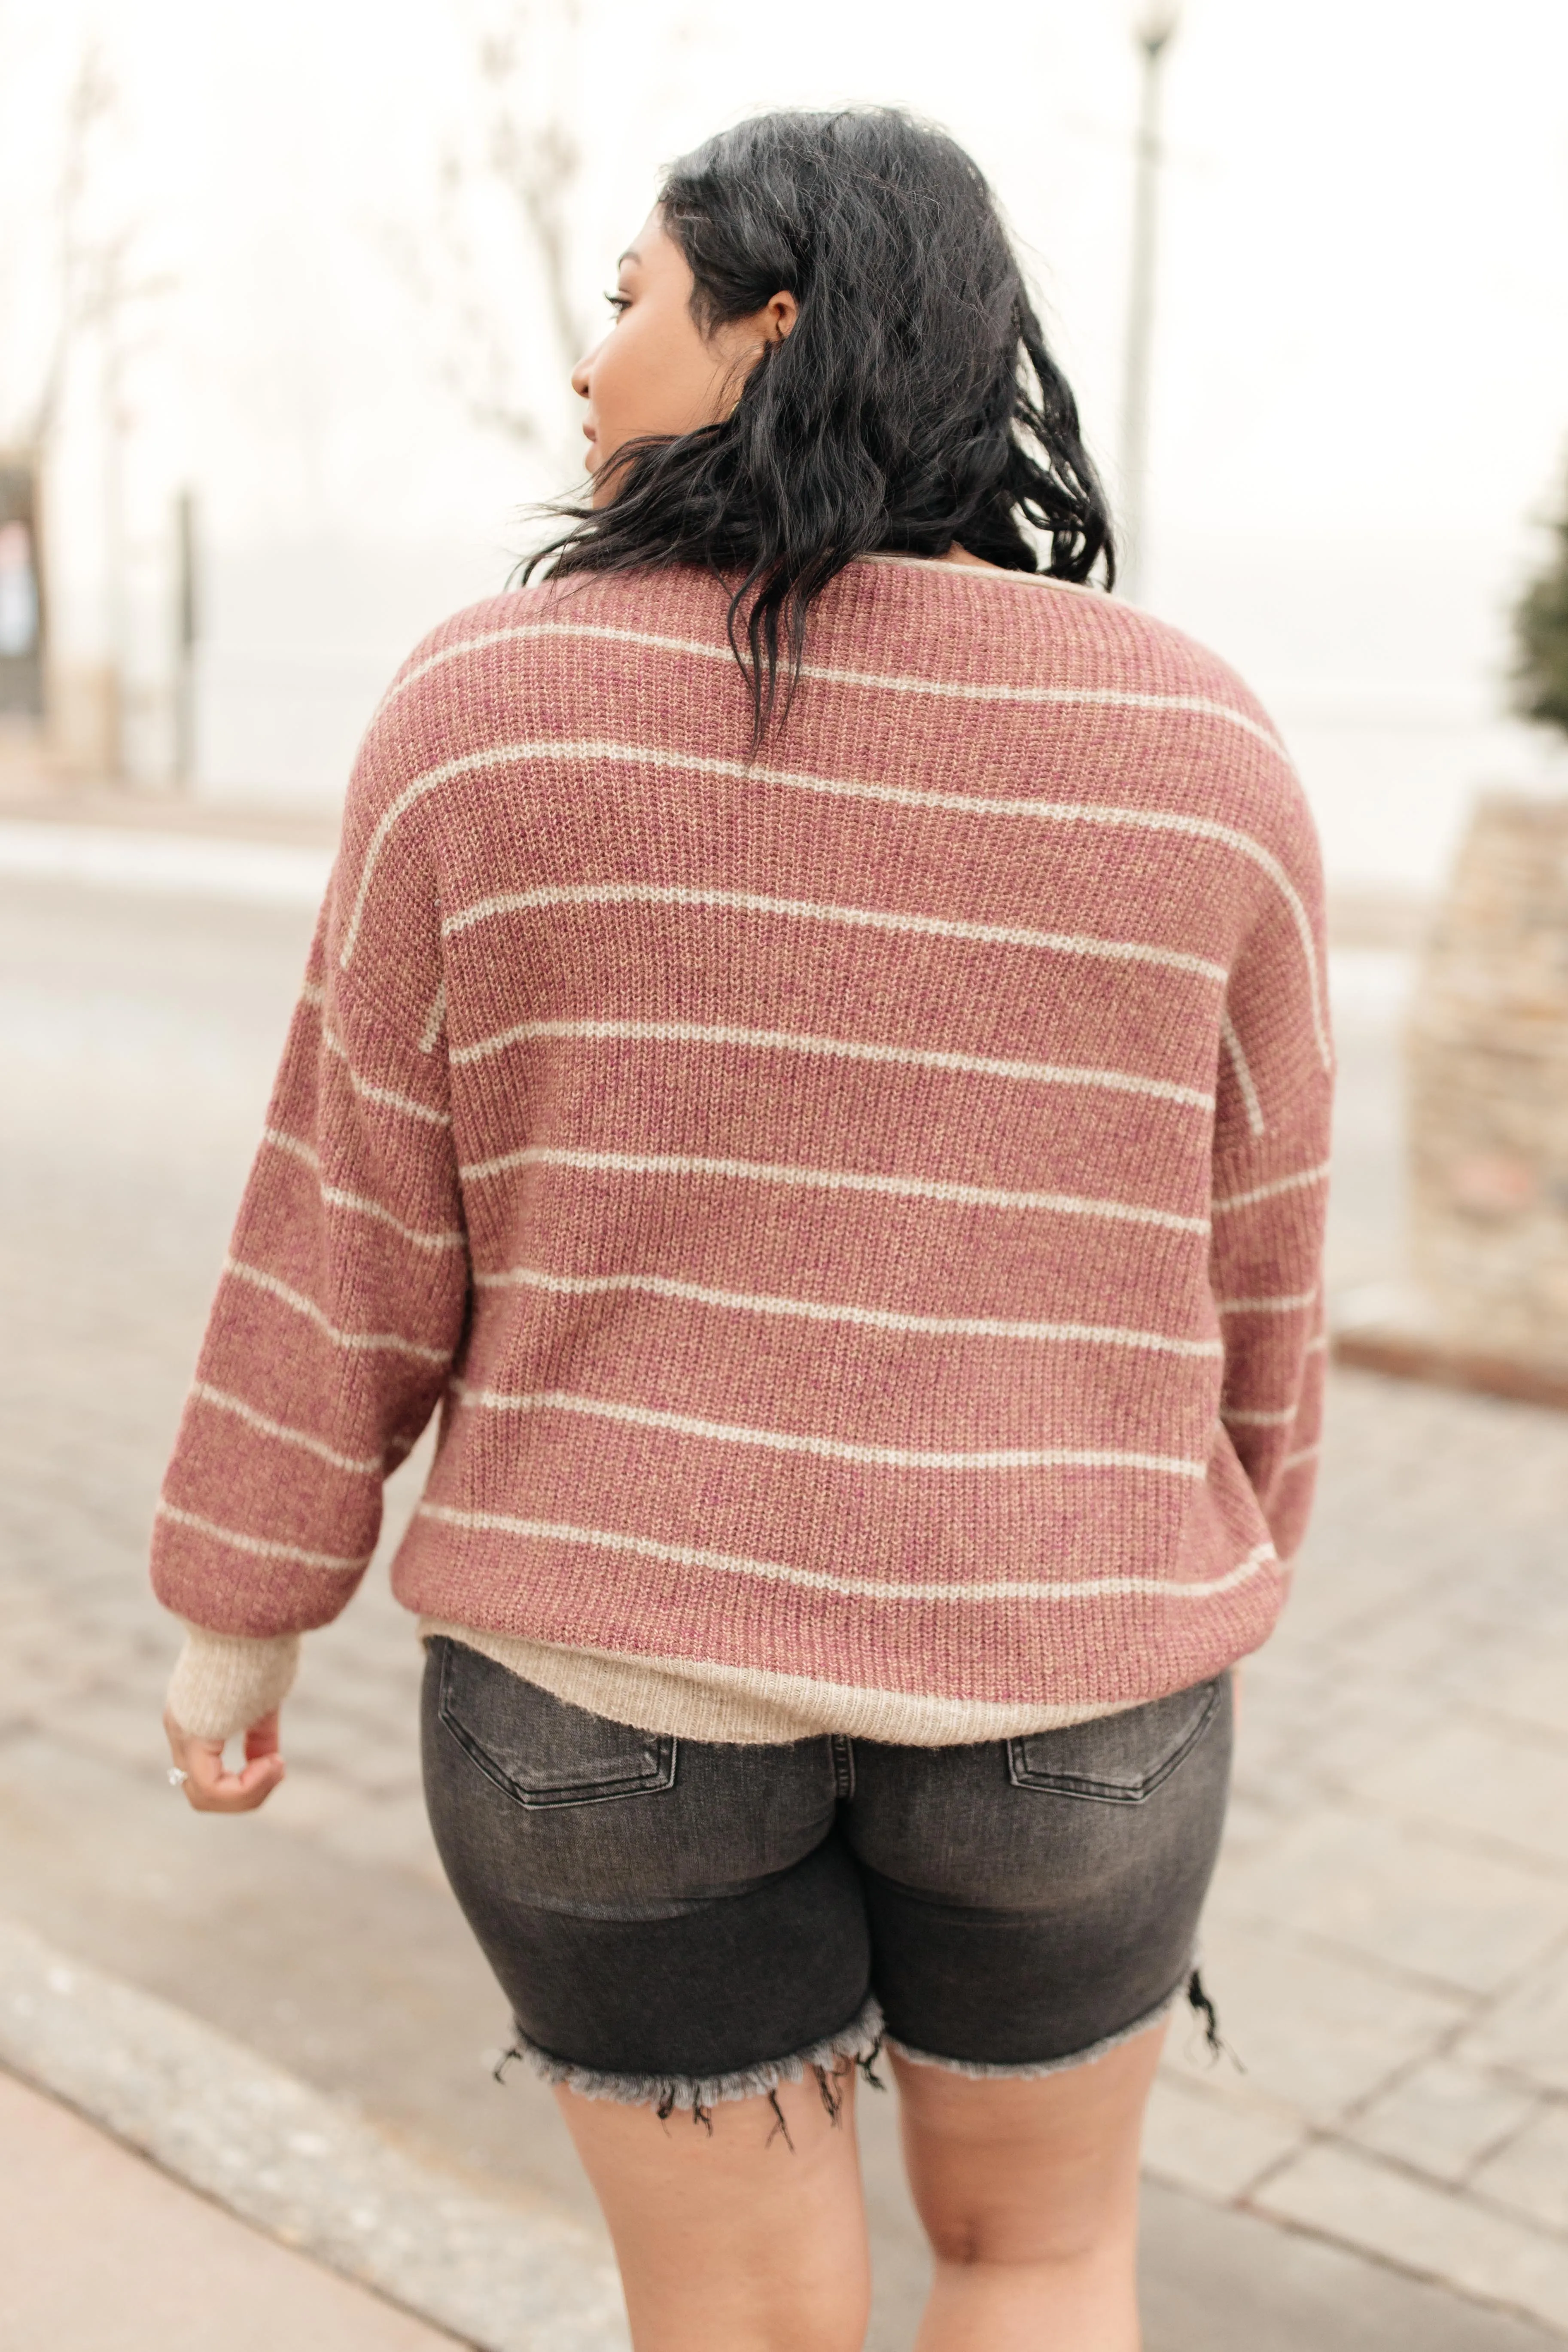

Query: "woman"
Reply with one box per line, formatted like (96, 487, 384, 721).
(158, 110, 1329, 2352)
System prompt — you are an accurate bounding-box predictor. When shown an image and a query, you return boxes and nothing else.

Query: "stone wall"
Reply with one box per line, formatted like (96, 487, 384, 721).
(1408, 789, 1568, 1369)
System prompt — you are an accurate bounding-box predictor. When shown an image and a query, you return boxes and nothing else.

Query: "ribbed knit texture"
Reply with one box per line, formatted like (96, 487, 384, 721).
(165, 1624, 299, 1743)
(153, 556, 1331, 1743)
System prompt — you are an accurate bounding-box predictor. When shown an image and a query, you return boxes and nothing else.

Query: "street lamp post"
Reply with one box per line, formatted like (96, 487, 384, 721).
(1118, 5, 1180, 604)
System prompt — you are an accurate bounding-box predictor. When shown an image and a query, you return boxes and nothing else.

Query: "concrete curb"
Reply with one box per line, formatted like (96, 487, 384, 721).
(0, 1913, 627, 2351)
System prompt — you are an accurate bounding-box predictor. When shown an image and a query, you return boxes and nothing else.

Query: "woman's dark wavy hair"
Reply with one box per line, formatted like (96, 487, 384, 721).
(527, 107, 1114, 736)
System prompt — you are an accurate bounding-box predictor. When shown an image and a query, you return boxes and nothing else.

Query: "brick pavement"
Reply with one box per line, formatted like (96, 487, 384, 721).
(1, 869, 1566, 2339)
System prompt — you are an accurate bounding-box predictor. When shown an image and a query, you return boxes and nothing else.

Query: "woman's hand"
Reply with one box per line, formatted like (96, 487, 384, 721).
(163, 1706, 286, 1813)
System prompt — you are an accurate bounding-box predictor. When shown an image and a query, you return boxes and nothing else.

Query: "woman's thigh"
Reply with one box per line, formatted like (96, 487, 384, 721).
(844, 1673, 1233, 2072)
(891, 2023, 1164, 2267)
(556, 2069, 872, 2352)
(419, 1639, 876, 2098)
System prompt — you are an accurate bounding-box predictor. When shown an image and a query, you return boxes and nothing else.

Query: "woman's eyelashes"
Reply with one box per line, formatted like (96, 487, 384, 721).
(604, 290, 631, 317)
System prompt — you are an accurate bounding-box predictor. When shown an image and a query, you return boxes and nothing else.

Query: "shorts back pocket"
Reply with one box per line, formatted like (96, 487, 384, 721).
(1007, 1677, 1223, 1805)
(435, 1639, 678, 1809)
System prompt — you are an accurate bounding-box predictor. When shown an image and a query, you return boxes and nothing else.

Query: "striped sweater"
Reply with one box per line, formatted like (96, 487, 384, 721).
(156, 554, 1331, 1746)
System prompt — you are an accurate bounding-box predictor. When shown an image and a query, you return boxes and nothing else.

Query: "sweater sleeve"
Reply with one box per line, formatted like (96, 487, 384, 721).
(152, 827, 468, 1715)
(1210, 1084, 1331, 1562)
(1209, 869, 1334, 1565)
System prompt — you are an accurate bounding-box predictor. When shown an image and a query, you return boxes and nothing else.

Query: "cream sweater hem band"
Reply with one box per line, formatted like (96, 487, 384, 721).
(417, 1621, 1133, 1744)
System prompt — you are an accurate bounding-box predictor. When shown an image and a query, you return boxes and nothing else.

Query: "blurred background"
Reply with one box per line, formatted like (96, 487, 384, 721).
(3, 0, 1568, 867)
(2, 5, 1568, 2350)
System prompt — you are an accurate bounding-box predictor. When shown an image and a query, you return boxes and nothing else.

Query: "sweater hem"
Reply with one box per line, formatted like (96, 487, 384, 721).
(415, 1619, 1141, 1746)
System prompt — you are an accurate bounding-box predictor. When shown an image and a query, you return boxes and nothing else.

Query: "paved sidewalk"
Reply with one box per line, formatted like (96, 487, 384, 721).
(0, 856, 1565, 2342)
(0, 1910, 626, 2349)
(1146, 1368, 1568, 2334)
(1136, 962, 1568, 2337)
(0, 2072, 460, 2351)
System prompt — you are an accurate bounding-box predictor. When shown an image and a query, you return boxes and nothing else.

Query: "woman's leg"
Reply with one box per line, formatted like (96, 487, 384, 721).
(842, 1678, 1233, 2351)
(555, 2065, 872, 2352)
(894, 2020, 1164, 2352)
(420, 1649, 879, 2350)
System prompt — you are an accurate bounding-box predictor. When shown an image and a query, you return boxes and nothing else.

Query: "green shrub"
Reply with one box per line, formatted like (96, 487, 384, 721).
(1514, 488, 1568, 737)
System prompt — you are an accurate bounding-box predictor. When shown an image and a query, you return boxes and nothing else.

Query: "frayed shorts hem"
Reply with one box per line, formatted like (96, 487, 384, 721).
(884, 1972, 1187, 2084)
(504, 1994, 886, 2113)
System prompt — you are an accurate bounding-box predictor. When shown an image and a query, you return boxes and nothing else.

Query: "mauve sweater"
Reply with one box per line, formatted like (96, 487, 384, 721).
(157, 554, 1331, 1747)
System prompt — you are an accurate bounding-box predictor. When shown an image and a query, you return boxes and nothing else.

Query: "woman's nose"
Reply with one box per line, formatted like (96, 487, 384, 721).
(571, 349, 596, 400)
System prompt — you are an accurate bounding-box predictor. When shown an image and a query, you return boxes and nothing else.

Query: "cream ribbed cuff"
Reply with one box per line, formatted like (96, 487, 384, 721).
(165, 1624, 301, 1742)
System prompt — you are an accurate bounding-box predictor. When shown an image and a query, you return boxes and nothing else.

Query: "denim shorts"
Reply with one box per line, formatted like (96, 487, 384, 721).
(420, 1639, 1233, 2114)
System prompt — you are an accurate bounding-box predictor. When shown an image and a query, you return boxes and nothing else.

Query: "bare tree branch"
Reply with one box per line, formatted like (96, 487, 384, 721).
(386, 0, 587, 463)
(27, 41, 117, 447)
(16, 40, 172, 454)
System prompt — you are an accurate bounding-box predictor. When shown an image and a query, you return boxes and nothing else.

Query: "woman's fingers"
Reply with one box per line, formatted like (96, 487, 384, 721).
(179, 1732, 286, 1811)
(243, 1709, 282, 1764)
(163, 1706, 287, 1813)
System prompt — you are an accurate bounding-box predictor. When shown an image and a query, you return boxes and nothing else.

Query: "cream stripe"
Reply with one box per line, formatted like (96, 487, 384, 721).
(471, 1261, 1224, 1357)
(346, 737, 1325, 1061)
(374, 627, 567, 715)
(1282, 1443, 1322, 1471)
(457, 1143, 1209, 1233)
(1305, 1331, 1329, 1355)
(297, 987, 445, 1113)
(1215, 1287, 1319, 1316)
(1213, 1161, 1331, 1215)
(339, 745, 531, 964)
(264, 1126, 319, 1170)
(416, 1503, 1279, 1606)
(155, 1500, 368, 1573)
(801, 675, 1284, 749)
(441, 880, 1227, 984)
(223, 1255, 450, 1362)
(451, 1016, 1212, 1108)
(189, 1381, 383, 1475)
(378, 621, 1289, 757)
(1219, 1405, 1297, 1427)
(1220, 1011, 1267, 1138)
(321, 1028, 450, 1125)
(312, 1196, 462, 1252)
(452, 1383, 1207, 1478)
(261, 1131, 465, 1252)
(418, 979, 446, 1056)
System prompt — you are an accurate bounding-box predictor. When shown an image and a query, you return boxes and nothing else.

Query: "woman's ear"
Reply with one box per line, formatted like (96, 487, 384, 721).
(766, 290, 800, 343)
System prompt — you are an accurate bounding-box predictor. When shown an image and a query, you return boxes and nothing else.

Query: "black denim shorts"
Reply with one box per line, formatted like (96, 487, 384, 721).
(420, 1639, 1232, 2114)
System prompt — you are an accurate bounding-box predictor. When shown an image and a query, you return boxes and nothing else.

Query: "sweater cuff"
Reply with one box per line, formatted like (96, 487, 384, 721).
(165, 1624, 301, 1742)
